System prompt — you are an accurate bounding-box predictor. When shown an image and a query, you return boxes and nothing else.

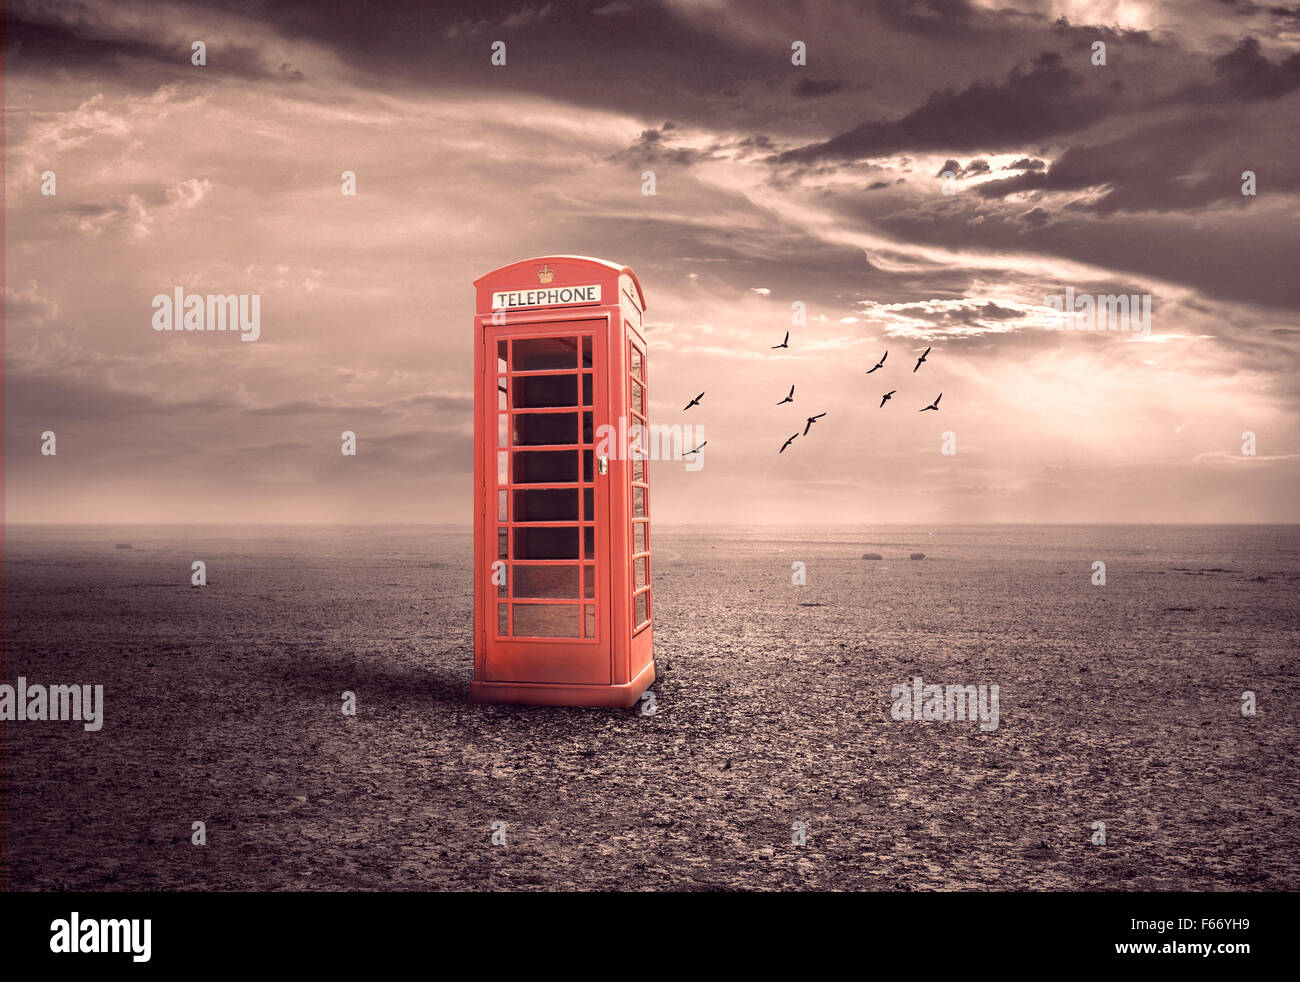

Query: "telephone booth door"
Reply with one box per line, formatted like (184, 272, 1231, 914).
(482, 320, 612, 685)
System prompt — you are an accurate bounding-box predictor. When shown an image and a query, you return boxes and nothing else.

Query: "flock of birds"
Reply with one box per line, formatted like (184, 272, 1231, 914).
(680, 335, 943, 455)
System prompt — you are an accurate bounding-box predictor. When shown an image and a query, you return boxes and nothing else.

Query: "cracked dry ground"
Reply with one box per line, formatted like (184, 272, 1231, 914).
(4, 524, 1297, 890)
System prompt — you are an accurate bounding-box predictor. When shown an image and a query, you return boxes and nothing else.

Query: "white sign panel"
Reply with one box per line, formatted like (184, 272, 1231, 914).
(491, 284, 602, 310)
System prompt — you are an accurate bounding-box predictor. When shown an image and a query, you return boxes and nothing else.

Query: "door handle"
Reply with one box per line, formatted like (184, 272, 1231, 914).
(598, 455, 609, 475)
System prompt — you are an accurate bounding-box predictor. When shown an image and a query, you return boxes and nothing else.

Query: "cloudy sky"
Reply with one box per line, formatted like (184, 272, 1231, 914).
(5, 0, 1299, 524)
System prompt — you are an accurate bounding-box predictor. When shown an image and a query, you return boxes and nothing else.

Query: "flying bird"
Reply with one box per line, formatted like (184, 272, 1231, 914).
(913, 346, 931, 372)
(779, 433, 798, 454)
(777, 385, 795, 405)
(866, 351, 887, 374)
(919, 393, 942, 412)
(771, 331, 789, 349)
(683, 392, 704, 411)
(803, 412, 827, 436)
(684, 441, 707, 455)
(879, 390, 896, 408)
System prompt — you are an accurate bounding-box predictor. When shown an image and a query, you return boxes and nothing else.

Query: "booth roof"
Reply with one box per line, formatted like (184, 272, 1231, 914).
(475, 255, 646, 310)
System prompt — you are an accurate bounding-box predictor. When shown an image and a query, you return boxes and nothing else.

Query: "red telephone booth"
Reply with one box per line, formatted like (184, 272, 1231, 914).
(470, 256, 655, 707)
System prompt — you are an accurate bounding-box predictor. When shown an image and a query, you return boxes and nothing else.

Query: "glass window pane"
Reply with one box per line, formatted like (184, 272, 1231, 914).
(635, 557, 648, 590)
(582, 336, 592, 367)
(583, 451, 593, 482)
(497, 414, 508, 448)
(513, 412, 578, 447)
(583, 565, 595, 598)
(631, 381, 643, 415)
(497, 380, 508, 410)
(512, 450, 579, 484)
(583, 526, 594, 559)
(630, 345, 642, 379)
(512, 603, 579, 638)
(512, 337, 577, 371)
(497, 340, 508, 373)
(583, 411, 593, 444)
(513, 565, 579, 598)
(497, 490, 507, 521)
(498, 603, 509, 635)
(633, 457, 644, 483)
(514, 374, 577, 408)
(635, 592, 648, 627)
(634, 522, 646, 553)
(582, 374, 593, 406)
(634, 486, 646, 517)
(512, 488, 579, 522)
(497, 451, 508, 486)
(497, 528, 508, 559)
(630, 418, 645, 458)
(584, 605, 595, 638)
(495, 562, 508, 598)
(583, 488, 593, 521)
(514, 526, 579, 560)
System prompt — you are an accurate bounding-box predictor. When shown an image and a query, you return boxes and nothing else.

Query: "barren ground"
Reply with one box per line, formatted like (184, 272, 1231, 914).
(3, 524, 1297, 890)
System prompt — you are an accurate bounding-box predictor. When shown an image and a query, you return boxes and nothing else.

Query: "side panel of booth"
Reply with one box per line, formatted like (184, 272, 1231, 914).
(620, 276, 654, 682)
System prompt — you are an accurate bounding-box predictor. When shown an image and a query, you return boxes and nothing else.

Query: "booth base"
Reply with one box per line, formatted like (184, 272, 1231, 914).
(470, 660, 655, 708)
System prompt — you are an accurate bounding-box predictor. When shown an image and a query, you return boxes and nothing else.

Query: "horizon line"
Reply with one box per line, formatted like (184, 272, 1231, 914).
(4, 521, 1299, 528)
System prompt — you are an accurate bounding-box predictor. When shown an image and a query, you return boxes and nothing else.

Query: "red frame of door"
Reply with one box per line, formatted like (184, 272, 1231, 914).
(481, 317, 612, 685)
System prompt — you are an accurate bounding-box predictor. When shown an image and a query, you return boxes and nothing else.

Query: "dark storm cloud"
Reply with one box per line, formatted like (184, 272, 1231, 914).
(1216, 0, 1300, 31)
(873, 197, 1300, 312)
(974, 108, 1300, 214)
(873, 0, 979, 37)
(935, 158, 991, 179)
(1018, 206, 1051, 228)
(4, 15, 172, 70)
(1204, 36, 1300, 99)
(613, 123, 789, 171)
(1, 0, 1173, 142)
(779, 53, 1114, 163)
(792, 78, 849, 99)
(3, 6, 307, 83)
(615, 126, 710, 167)
(6, 0, 792, 126)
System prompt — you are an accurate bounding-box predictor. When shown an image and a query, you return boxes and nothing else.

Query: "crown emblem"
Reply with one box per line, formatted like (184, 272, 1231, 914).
(537, 265, 554, 284)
